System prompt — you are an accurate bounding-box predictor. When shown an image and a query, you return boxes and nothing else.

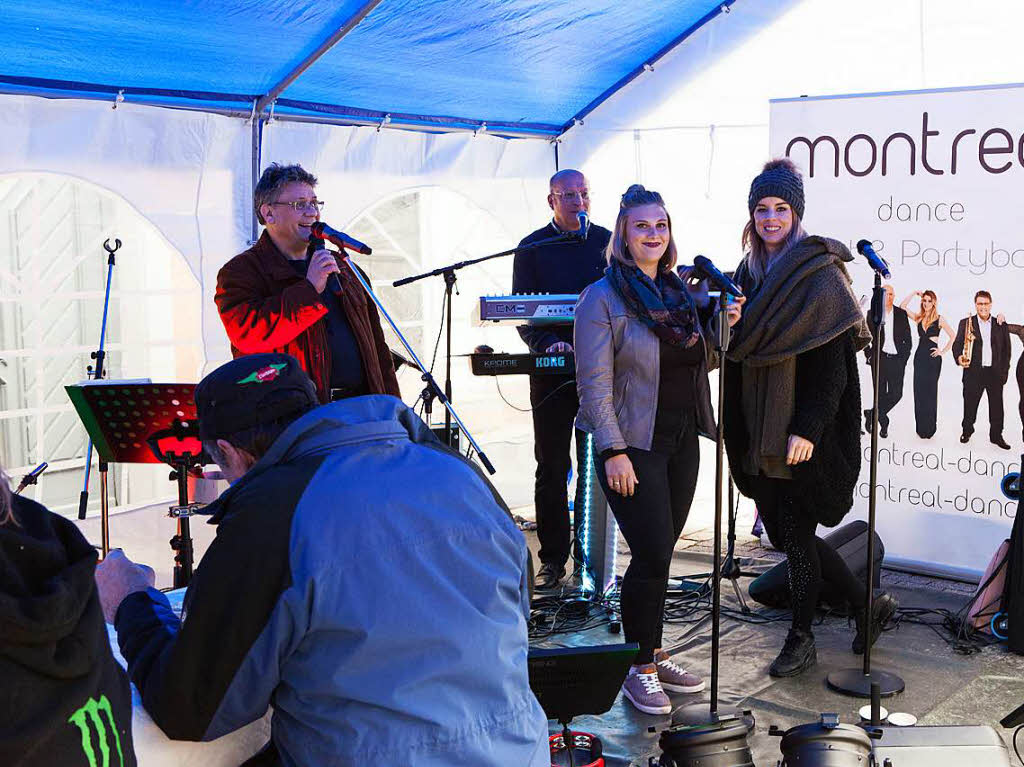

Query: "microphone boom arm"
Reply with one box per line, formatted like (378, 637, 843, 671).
(341, 255, 496, 474)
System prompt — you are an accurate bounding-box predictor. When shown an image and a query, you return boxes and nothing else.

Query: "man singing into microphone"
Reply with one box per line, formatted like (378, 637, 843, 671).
(215, 163, 400, 403)
(512, 169, 611, 589)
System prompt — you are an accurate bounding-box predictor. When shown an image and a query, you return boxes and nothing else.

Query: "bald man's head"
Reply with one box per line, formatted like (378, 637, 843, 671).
(548, 169, 590, 231)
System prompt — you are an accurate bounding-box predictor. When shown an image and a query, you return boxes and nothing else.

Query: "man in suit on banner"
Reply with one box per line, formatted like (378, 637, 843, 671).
(953, 290, 1011, 450)
(864, 284, 912, 438)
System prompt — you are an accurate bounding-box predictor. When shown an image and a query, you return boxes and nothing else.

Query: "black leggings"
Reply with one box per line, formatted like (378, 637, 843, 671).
(597, 421, 699, 665)
(755, 478, 866, 634)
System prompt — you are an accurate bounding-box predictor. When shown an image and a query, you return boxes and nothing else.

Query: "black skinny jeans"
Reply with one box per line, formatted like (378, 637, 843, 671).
(754, 477, 866, 634)
(597, 417, 699, 665)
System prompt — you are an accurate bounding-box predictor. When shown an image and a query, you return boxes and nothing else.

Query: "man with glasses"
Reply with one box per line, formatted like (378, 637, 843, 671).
(512, 169, 611, 589)
(215, 163, 400, 403)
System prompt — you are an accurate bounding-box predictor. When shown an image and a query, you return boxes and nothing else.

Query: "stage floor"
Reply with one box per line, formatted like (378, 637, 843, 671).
(84, 499, 1023, 765)
(526, 529, 1024, 766)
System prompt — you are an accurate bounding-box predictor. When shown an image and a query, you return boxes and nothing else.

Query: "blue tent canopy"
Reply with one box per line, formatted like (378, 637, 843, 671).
(3, 0, 734, 137)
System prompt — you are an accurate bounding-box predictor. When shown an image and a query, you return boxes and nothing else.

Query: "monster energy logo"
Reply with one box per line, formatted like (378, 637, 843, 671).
(68, 695, 125, 767)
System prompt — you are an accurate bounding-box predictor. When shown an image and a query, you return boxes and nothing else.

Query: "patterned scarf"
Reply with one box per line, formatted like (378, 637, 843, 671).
(608, 258, 700, 348)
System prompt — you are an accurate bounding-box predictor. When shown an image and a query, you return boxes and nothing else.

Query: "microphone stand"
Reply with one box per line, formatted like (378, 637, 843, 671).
(672, 291, 751, 730)
(391, 231, 577, 452)
(14, 462, 49, 495)
(720, 476, 755, 613)
(344, 255, 498, 474)
(77, 239, 120, 559)
(826, 269, 905, 698)
(673, 473, 755, 609)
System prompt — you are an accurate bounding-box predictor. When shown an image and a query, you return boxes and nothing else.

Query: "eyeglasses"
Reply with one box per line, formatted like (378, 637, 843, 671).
(270, 199, 326, 213)
(551, 190, 590, 202)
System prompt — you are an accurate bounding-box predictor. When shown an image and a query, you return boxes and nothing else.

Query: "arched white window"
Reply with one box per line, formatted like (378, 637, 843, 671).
(0, 174, 202, 517)
(343, 186, 536, 508)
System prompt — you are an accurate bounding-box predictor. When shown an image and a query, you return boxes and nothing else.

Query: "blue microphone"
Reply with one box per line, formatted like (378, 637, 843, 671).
(576, 210, 590, 240)
(856, 239, 891, 278)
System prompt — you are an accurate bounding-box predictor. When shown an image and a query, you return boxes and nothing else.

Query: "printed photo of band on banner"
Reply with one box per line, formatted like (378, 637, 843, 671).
(771, 83, 1024, 579)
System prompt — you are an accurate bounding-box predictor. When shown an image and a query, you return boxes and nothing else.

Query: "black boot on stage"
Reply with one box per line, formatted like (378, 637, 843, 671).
(534, 562, 565, 590)
(769, 629, 817, 678)
(852, 591, 899, 655)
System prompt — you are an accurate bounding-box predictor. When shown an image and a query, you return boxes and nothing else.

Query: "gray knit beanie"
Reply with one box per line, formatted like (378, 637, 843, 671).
(747, 158, 805, 219)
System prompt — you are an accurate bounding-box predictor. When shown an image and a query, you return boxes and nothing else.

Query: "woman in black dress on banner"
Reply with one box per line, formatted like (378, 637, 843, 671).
(899, 290, 954, 438)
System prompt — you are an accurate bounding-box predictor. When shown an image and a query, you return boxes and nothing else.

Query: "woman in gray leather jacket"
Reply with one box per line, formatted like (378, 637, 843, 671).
(574, 185, 742, 715)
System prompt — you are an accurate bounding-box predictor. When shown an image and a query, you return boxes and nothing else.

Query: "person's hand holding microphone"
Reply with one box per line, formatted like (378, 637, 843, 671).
(306, 248, 342, 294)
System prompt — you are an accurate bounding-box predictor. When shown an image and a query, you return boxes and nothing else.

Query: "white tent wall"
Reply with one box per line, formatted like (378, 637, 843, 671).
(558, 0, 1024, 555)
(260, 121, 557, 507)
(0, 94, 251, 524)
(0, 94, 561, 518)
(0, 93, 253, 369)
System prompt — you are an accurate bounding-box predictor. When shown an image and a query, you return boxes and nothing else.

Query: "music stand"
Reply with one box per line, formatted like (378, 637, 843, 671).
(66, 381, 206, 587)
(528, 643, 638, 763)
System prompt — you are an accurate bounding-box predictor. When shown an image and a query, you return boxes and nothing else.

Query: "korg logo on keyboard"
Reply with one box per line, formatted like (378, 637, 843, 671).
(537, 356, 567, 369)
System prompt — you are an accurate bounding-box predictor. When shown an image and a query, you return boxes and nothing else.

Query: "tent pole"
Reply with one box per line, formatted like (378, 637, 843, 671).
(250, 111, 262, 244)
(255, 0, 385, 115)
(0, 84, 559, 139)
(557, 0, 737, 137)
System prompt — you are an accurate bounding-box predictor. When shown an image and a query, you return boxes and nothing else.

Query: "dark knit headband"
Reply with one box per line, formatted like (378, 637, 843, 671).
(748, 164, 805, 220)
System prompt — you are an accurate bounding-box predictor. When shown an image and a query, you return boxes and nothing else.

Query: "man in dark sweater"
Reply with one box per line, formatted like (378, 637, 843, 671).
(512, 169, 611, 589)
(863, 284, 912, 438)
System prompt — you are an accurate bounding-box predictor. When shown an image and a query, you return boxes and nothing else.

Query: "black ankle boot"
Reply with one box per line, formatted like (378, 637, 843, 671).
(852, 591, 898, 654)
(769, 629, 817, 677)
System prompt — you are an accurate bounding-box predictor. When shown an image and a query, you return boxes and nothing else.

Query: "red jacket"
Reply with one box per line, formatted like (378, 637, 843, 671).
(215, 231, 400, 402)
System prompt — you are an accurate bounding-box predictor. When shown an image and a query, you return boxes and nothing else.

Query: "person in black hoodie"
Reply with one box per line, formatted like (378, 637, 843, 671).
(0, 464, 136, 767)
(724, 159, 898, 678)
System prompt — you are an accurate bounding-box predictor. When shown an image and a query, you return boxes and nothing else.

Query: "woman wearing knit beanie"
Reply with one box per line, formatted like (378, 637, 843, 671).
(722, 158, 898, 677)
(575, 185, 743, 714)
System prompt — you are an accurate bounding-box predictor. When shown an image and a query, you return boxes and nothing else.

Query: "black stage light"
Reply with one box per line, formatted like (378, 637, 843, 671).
(769, 714, 876, 767)
(657, 714, 754, 767)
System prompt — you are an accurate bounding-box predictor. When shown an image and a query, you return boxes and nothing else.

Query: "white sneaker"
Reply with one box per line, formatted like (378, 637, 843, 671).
(622, 665, 672, 715)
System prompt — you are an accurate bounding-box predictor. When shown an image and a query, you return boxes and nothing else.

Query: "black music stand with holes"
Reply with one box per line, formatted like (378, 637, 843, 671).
(66, 381, 207, 586)
(528, 643, 638, 765)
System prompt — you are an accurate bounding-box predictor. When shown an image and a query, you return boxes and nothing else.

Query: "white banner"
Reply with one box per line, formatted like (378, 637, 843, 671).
(770, 84, 1024, 579)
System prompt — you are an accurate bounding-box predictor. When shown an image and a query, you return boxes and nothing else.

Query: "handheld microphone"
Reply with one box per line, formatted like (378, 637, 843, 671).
(856, 239, 891, 278)
(576, 210, 590, 240)
(307, 232, 343, 295)
(692, 255, 744, 298)
(310, 221, 373, 255)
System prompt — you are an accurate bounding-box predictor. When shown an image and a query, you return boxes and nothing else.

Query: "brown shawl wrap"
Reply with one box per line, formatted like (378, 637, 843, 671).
(727, 236, 870, 478)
